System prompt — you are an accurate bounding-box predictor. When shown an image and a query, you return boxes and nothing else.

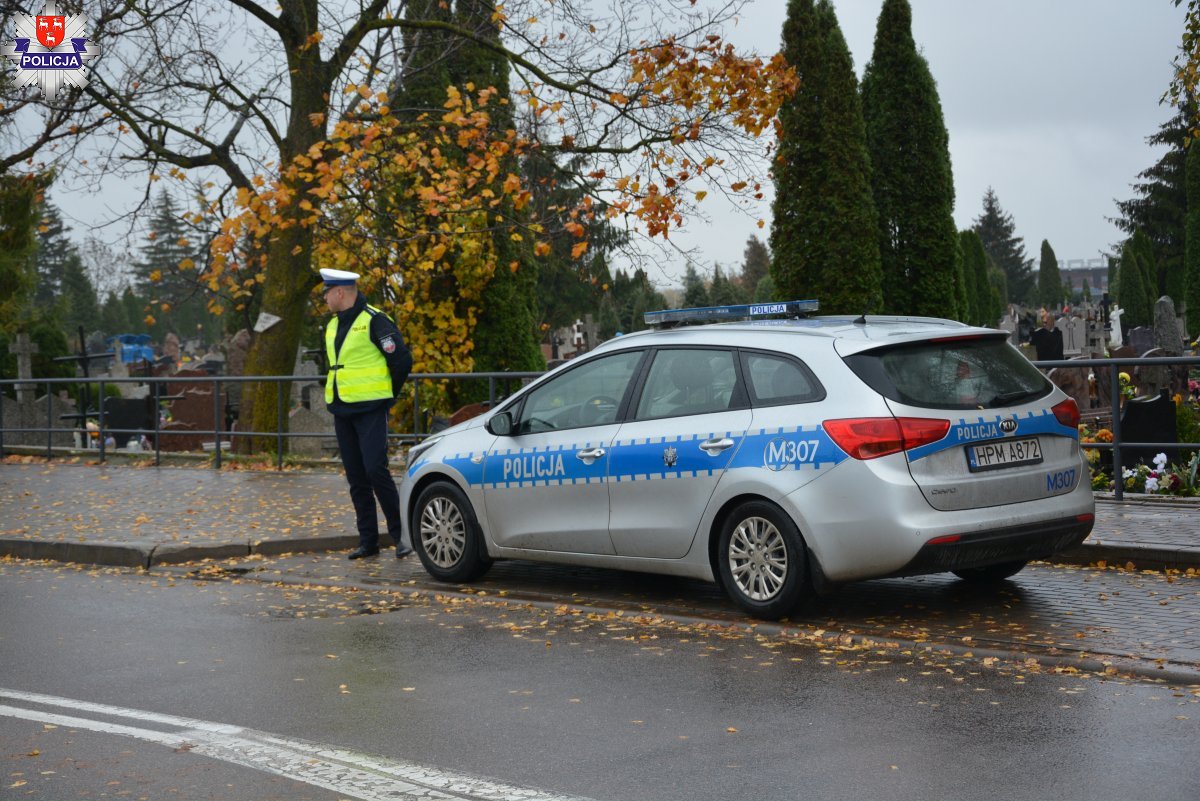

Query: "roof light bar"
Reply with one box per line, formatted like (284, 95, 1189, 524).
(644, 299, 820, 328)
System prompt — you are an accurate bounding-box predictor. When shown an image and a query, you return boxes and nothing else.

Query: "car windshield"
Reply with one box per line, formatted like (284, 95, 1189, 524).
(843, 335, 1051, 410)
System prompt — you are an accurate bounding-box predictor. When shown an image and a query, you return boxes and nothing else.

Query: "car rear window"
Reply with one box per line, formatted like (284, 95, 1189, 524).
(742, 351, 824, 406)
(843, 335, 1051, 410)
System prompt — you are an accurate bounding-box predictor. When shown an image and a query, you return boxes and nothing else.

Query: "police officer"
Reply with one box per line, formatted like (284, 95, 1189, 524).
(320, 268, 415, 560)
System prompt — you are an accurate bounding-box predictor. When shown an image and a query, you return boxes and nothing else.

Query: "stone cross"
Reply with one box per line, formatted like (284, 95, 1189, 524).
(8, 333, 38, 403)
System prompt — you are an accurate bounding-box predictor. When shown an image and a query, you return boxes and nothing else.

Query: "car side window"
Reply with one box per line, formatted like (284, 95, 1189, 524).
(743, 352, 823, 406)
(634, 349, 741, 420)
(516, 350, 643, 434)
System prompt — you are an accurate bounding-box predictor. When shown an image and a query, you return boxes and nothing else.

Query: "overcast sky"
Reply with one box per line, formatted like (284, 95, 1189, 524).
(658, 0, 1188, 289)
(45, 0, 1187, 292)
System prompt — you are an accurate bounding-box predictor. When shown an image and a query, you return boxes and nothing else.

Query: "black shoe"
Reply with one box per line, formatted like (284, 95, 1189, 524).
(348, 546, 380, 560)
(395, 545, 415, 559)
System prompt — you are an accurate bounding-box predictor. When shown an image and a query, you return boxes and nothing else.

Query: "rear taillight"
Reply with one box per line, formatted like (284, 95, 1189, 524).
(1051, 398, 1080, 428)
(823, 417, 950, 460)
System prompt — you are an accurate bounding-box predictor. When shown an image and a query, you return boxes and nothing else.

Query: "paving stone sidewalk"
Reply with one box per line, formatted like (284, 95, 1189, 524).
(2, 462, 1199, 681)
(1, 462, 1196, 570)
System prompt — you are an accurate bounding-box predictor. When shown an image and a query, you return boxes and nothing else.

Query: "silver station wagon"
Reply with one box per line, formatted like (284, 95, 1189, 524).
(400, 301, 1095, 620)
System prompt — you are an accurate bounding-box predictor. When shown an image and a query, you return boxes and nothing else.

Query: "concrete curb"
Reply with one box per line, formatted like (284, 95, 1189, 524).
(0, 538, 154, 568)
(251, 534, 358, 556)
(1, 534, 395, 567)
(1058, 542, 1200, 571)
(150, 541, 251, 566)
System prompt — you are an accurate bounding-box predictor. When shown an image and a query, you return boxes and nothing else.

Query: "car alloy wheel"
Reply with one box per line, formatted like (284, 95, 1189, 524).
(728, 516, 788, 601)
(717, 500, 807, 620)
(419, 495, 467, 569)
(411, 481, 493, 583)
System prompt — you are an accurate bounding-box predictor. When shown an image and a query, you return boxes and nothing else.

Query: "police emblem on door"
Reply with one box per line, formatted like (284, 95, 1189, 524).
(663, 446, 678, 468)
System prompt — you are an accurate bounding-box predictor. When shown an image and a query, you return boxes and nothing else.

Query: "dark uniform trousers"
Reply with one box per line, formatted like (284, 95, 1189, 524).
(333, 404, 402, 550)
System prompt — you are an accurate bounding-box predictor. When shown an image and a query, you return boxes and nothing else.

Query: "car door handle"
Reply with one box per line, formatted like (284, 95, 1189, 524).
(576, 447, 606, 462)
(699, 437, 735, 455)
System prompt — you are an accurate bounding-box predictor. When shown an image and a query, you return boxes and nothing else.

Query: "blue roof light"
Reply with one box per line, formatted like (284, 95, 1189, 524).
(644, 299, 820, 328)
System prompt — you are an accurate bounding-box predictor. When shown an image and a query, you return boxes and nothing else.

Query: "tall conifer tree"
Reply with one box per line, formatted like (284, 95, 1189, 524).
(133, 193, 213, 342)
(972, 188, 1031, 305)
(958, 230, 981, 325)
(32, 204, 76, 307)
(451, 0, 544, 378)
(860, 0, 957, 317)
(1037, 240, 1063, 309)
(770, 0, 881, 314)
(738, 236, 771, 298)
(950, 239, 968, 323)
(1114, 104, 1192, 310)
(958, 230, 1000, 327)
(682, 264, 710, 308)
(1118, 242, 1152, 330)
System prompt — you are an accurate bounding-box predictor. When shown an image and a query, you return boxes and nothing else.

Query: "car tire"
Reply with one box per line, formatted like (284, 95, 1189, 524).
(411, 481, 493, 583)
(717, 501, 808, 620)
(952, 559, 1028, 584)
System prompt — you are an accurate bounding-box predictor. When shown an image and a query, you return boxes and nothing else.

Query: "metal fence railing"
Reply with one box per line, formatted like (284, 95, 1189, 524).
(0, 372, 541, 470)
(1031, 355, 1199, 500)
(2, 357, 1197, 499)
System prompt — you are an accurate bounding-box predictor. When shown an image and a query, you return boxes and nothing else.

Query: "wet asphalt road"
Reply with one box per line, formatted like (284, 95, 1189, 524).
(1, 561, 1198, 800)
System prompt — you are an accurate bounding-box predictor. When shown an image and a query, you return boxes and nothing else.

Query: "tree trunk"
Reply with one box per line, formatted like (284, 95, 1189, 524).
(238, 225, 318, 453)
(237, 0, 330, 453)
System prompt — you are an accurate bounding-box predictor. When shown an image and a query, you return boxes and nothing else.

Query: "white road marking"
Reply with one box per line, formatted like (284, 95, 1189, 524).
(0, 687, 596, 801)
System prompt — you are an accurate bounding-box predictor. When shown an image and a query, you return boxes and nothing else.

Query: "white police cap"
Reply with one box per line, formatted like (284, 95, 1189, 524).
(319, 268, 360, 287)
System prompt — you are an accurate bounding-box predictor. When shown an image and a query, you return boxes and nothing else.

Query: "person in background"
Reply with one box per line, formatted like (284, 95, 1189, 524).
(1030, 310, 1064, 363)
(320, 268, 415, 560)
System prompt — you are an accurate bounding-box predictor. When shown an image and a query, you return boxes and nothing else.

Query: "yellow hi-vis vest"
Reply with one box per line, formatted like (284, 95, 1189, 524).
(325, 306, 393, 404)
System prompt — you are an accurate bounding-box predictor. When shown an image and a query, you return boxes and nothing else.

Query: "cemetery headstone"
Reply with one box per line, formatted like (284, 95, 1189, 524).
(1117, 389, 1178, 469)
(1153, 296, 1186, 355)
(1149, 295, 1192, 397)
(291, 345, 322, 409)
(287, 405, 336, 458)
(159, 380, 227, 452)
(998, 314, 1018, 346)
(1046, 358, 1091, 413)
(101, 395, 156, 448)
(225, 329, 252, 377)
(8, 333, 38, 403)
(163, 332, 181, 365)
(1128, 326, 1154, 356)
(1056, 315, 1084, 356)
(1085, 313, 1106, 355)
(0, 391, 77, 447)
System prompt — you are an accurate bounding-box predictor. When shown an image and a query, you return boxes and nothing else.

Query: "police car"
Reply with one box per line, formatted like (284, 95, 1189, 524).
(400, 301, 1094, 620)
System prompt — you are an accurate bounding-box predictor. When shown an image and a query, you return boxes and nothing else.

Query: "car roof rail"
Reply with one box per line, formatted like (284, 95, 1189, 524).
(644, 299, 820, 329)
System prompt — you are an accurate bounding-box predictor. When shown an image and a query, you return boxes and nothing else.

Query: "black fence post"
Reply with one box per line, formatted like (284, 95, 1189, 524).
(45, 382, 52, 458)
(153, 380, 162, 467)
(213, 378, 222, 470)
(412, 378, 421, 439)
(276, 380, 284, 470)
(1111, 363, 1123, 501)
(97, 385, 106, 464)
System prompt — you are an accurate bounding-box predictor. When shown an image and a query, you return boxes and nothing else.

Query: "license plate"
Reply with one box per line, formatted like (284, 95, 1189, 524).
(966, 437, 1042, 472)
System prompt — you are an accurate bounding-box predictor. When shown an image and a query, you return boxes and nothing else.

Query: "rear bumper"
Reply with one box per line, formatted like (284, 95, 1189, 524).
(889, 513, 1095, 577)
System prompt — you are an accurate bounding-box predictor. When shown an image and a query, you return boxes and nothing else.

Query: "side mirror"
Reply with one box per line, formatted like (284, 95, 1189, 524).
(486, 410, 514, 436)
